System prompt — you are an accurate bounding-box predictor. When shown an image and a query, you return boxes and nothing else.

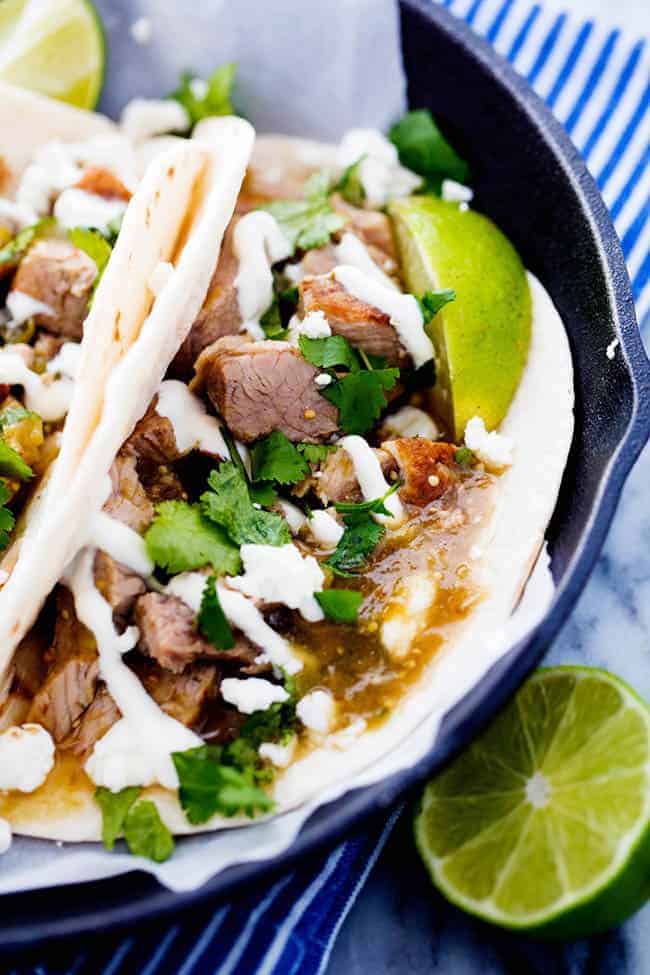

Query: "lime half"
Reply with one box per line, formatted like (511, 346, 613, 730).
(389, 195, 531, 440)
(414, 667, 650, 938)
(0, 0, 105, 109)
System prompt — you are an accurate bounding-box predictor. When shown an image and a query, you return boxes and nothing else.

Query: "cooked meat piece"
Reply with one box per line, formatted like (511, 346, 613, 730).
(94, 551, 146, 620)
(171, 220, 241, 378)
(135, 592, 216, 673)
(27, 589, 99, 741)
(60, 684, 120, 760)
(104, 451, 154, 533)
(11, 239, 97, 340)
(33, 331, 66, 365)
(331, 194, 397, 262)
(12, 627, 49, 697)
(193, 336, 339, 443)
(299, 275, 408, 367)
(124, 399, 181, 466)
(75, 166, 131, 202)
(312, 445, 397, 505)
(383, 438, 458, 505)
(137, 659, 220, 728)
(299, 244, 338, 277)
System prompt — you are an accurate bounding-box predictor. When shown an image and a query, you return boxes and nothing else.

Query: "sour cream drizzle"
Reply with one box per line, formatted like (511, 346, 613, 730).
(88, 511, 154, 576)
(339, 434, 404, 524)
(233, 212, 292, 339)
(335, 232, 397, 289)
(53, 188, 127, 235)
(156, 379, 228, 458)
(333, 264, 433, 369)
(0, 351, 73, 421)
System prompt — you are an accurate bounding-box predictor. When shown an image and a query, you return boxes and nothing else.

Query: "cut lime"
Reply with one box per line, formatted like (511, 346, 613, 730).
(0, 0, 105, 109)
(389, 195, 531, 439)
(414, 667, 650, 939)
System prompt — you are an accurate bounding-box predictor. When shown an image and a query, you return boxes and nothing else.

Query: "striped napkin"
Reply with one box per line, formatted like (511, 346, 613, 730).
(12, 1, 648, 973)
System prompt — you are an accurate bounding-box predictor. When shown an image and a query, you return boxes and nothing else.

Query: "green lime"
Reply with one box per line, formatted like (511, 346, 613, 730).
(0, 0, 105, 109)
(414, 667, 650, 938)
(389, 195, 531, 439)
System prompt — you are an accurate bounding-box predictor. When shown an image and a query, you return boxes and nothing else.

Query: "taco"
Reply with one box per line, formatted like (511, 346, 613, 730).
(0, 96, 573, 855)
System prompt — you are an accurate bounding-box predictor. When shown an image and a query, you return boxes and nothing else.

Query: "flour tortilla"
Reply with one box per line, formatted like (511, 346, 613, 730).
(1, 135, 573, 841)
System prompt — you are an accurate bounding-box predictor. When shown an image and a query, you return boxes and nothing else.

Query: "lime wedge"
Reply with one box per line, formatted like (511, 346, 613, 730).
(414, 667, 650, 938)
(389, 195, 531, 439)
(0, 0, 105, 109)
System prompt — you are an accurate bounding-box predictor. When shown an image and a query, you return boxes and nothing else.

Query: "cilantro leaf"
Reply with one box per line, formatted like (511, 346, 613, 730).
(123, 799, 175, 862)
(315, 588, 363, 623)
(418, 288, 456, 324)
(0, 218, 54, 271)
(95, 786, 141, 851)
(172, 745, 274, 823)
(336, 156, 366, 206)
(325, 511, 385, 576)
(0, 440, 33, 480)
(0, 482, 15, 551)
(259, 297, 287, 340)
(68, 227, 112, 300)
(334, 481, 400, 516)
(297, 443, 336, 464)
(322, 369, 399, 435)
(201, 462, 290, 546)
(170, 63, 235, 127)
(249, 482, 278, 506)
(250, 431, 310, 485)
(239, 673, 297, 749)
(145, 500, 241, 575)
(198, 575, 235, 649)
(389, 110, 470, 188)
(454, 446, 475, 468)
(264, 173, 344, 255)
(298, 334, 359, 372)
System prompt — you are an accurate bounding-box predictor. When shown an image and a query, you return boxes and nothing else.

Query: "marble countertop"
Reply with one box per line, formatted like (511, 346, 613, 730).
(329, 427, 650, 974)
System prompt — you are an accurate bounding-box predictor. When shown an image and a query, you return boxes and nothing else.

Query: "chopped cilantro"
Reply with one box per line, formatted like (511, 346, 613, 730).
(95, 786, 141, 851)
(249, 482, 278, 507)
(201, 462, 290, 546)
(325, 510, 385, 576)
(170, 63, 235, 127)
(336, 156, 366, 206)
(104, 214, 123, 245)
(389, 110, 470, 190)
(322, 368, 399, 435)
(297, 443, 336, 464)
(418, 288, 456, 324)
(68, 227, 112, 297)
(264, 172, 344, 255)
(0, 440, 33, 480)
(198, 575, 235, 650)
(0, 483, 15, 550)
(298, 334, 359, 372)
(315, 588, 363, 623)
(259, 297, 287, 340)
(172, 745, 274, 823)
(239, 672, 297, 750)
(144, 500, 241, 575)
(0, 406, 38, 431)
(454, 446, 475, 468)
(122, 799, 175, 862)
(334, 481, 400, 517)
(0, 218, 54, 272)
(250, 431, 310, 485)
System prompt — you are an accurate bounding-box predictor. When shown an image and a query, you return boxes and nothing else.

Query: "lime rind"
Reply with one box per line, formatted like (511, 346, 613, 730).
(414, 666, 650, 938)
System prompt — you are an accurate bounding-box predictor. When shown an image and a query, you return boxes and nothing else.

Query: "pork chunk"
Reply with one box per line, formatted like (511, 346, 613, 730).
(11, 239, 97, 340)
(94, 551, 146, 621)
(104, 452, 154, 533)
(383, 438, 458, 505)
(75, 166, 131, 202)
(312, 445, 397, 505)
(135, 592, 216, 673)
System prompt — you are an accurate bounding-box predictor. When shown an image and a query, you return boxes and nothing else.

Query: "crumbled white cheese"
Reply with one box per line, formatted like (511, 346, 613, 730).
(465, 416, 514, 468)
(221, 677, 289, 715)
(337, 129, 421, 207)
(54, 187, 127, 234)
(6, 290, 54, 326)
(130, 16, 152, 44)
(297, 690, 336, 734)
(441, 179, 474, 204)
(229, 543, 325, 622)
(315, 372, 332, 387)
(120, 98, 190, 143)
(85, 716, 199, 791)
(381, 571, 436, 658)
(46, 342, 82, 381)
(339, 434, 404, 524)
(259, 738, 296, 768)
(148, 261, 175, 297)
(333, 264, 433, 369)
(335, 232, 397, 289)
(0, 197, 38, 231)
(277, 499, 307, 535)
(156, 379, 228, 457)
(0, 818, 11, 854)
(288, 309, 332, 344)
(234, 212, 292, 338)
(606, 337, 619, 360)
(0, 724, 54, 792)
(308, 509, 344, 549)
(0, 349, 72, 421)
(382, 405, 439, 440)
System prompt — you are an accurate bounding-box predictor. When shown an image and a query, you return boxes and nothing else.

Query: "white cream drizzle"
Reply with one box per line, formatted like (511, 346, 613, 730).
(339, 434, 404, 525)
(156, 379, 228, 458)
(0, 350, 73, 421)
(335, 232, 397, 289)
(46, 342, 82, 381)
(333, 265, 433, 369)
(233, 212, 292, 338)
(308, 509, 344, 548)
(5, 290, 54, 327)
(53, 188, 127, 235)
(88, 511, 154, 576)
(277, 499, 307, 535)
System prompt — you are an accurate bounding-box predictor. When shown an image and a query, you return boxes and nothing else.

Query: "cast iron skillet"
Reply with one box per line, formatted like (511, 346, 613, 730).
(0, 0, 648, 950)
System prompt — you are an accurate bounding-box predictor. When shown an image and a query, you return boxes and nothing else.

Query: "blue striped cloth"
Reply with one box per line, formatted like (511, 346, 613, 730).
(14, 2, 649, 973)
